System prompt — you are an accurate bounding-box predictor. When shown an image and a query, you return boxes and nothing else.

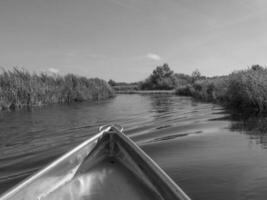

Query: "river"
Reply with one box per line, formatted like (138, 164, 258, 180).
(1, 94, 267, 199)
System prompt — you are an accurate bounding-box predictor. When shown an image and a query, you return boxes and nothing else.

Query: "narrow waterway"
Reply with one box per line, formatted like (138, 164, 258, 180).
(1, 94, 267, 199)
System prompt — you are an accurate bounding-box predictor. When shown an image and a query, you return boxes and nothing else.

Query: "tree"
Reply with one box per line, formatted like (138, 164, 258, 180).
(108, 79, 116, 86)
(251, 65, 264, 71)
(141, 63, 176, 90)
(191, 69, 201, 82)
(151, 63, 173, 79)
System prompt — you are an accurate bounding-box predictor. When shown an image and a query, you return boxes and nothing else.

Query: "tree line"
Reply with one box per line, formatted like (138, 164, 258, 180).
(109, 63, 267, 113)
(109, 63, 203, 91)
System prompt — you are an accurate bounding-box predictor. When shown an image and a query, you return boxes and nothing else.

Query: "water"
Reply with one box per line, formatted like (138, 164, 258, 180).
(1, 94, 267, 199)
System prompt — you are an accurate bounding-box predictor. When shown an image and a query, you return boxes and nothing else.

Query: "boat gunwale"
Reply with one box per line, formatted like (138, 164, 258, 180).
(112, 129, 191, 200)
(0, 126, 112, 200)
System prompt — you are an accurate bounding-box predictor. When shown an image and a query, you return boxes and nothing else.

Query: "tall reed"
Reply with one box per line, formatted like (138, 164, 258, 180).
(0, 68, 114, 110)
(176, 67, 267, 113)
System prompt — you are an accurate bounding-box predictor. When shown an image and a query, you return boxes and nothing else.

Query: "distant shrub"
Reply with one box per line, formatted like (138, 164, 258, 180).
(172, 73, 192, 86)
(112, 84, 139, 91)
(176, 77, 228, 101)
(176, 84, 195, 96)
(0, 68, 114, 110)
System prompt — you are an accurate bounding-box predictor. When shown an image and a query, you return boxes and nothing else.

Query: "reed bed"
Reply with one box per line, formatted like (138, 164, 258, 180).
(0, 68, 114, 110)
(176, 67, 267, 113)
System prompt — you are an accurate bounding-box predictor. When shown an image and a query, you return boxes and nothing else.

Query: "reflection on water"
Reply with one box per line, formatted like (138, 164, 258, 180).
(230, 115, 267, 149)
(1, 94, 267, 199)
(150, 95, 174, 114)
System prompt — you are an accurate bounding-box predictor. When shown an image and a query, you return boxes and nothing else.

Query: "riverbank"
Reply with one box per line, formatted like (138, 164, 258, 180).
(115, 90, 175, 94)
(176, 66, 267, 113)
(0, 68, 114, 110)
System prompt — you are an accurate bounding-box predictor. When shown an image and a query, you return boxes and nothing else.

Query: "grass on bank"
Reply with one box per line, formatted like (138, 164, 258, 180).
(0, 68, 114, 110)
(176, 66, 267, 113)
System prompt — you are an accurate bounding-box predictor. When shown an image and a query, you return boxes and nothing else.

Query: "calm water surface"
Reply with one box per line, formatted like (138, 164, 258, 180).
(1, 94, 267, 199)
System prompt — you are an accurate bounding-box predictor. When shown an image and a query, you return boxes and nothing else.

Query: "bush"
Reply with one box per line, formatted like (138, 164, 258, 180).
(176, 77, 228, 101)
(175, 84, 195, 96)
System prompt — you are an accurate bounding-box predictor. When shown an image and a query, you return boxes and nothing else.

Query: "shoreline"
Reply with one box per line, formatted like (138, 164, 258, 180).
(115, 90, 176, 94)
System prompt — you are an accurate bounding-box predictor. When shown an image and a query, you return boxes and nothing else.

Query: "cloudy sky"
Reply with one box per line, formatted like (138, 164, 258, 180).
(1, 0, 267, 82)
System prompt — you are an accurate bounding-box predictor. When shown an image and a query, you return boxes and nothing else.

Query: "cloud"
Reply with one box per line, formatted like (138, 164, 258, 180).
(48, 68, 59, 74)
(108, 0, 138, 10)
(146, 53, 162, 61)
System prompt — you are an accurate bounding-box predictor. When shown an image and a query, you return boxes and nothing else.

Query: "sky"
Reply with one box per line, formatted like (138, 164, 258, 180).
(1, 0, 267, 82)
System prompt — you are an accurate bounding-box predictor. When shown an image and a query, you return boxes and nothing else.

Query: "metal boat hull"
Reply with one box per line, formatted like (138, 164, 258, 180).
(0, 126, 190, 200)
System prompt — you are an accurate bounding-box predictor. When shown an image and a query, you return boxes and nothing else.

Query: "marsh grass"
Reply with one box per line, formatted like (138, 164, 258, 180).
(176, 67, 267, 113)
(0, 68, 114, 110)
